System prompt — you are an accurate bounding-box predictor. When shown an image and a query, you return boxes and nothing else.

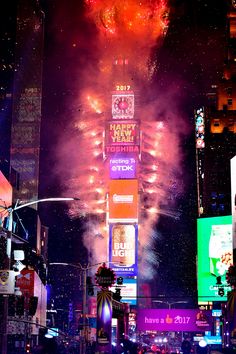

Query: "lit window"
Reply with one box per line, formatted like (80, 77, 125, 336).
(213, 120, 220, 126)
(227, 87, 232, 95)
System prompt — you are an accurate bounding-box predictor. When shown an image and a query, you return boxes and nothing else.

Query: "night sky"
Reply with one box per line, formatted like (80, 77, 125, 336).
(37, 0, 228, 302)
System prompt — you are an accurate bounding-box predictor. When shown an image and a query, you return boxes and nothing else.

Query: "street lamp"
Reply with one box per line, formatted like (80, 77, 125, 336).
(3, 197, 79, 262)
(0, 197, 79, 354)
(152, 300, 188, 309)
(49, 262, 102, 354)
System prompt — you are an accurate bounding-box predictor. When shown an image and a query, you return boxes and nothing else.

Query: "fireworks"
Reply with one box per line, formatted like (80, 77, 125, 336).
(85, 0, 169, 39)
(55, 0, 187, 277)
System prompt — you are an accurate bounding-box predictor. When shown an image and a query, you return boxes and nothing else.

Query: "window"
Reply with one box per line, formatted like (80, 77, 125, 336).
(213, 120, 220, 126)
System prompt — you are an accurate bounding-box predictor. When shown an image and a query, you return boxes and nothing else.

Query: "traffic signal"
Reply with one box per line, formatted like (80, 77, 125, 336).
(26, 343, 30, 353)
(117, 276, 123, 285)
(28, 296, 38, 316)
(16, 296, 25, 316)
(113, 288, 122, 301)
(87, 276, 94, 296)
(8, 295, 16, 316)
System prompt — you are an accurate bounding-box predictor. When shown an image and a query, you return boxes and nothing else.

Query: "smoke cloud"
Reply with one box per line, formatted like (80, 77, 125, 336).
(50, 0, 189, 279)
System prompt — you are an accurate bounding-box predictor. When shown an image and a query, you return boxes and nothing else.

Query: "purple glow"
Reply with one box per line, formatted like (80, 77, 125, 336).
(137, 309, 212, 331)
(97, 290, 112, 352)
(109, 155, 136, 179)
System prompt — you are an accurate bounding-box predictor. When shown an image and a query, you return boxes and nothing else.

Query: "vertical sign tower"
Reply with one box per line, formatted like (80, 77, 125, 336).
(105, 58, 139, 305)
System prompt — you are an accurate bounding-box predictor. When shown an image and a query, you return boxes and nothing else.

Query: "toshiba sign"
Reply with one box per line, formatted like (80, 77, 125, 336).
(109, 180, 138, 222)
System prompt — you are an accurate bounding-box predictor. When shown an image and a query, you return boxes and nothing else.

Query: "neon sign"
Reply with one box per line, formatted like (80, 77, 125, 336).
(195, 107, 205, 149)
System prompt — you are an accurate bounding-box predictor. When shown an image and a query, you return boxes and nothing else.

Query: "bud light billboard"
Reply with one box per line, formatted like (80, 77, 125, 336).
(109, 155, 136, 179)
(109, 224, 138, 276)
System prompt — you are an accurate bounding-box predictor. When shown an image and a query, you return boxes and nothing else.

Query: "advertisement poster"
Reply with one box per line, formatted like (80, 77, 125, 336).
(97, 290, 112, 353)
(16, 269, 35, 297)
(137, 309, 212, 332)
(109, 180, 138, 222)
(0, 270, 15, 295)
(109, 224, 138, 276)
(197, 216, 232, 302)
(110, 278, 137, 305)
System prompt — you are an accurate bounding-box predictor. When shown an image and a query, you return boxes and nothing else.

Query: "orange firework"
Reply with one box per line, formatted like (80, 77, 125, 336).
(84, 0, 169, 80)
(85, 0, 169, 40)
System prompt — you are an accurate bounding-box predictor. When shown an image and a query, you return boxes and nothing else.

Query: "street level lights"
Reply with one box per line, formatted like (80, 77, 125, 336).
(0, 197, 79, 354)
(49, 262, 102, 354)
(152, 300, 188, 309)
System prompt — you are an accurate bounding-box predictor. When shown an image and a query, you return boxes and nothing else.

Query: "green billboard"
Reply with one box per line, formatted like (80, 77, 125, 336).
(197, 215, 232, 302)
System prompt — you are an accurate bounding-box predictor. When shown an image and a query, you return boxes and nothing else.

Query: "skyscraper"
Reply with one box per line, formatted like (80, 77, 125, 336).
(196, 1, 236, 309)
(196, 2, 236, 219)
(10, 0, 44, 205)
(0, 2, 17, 176)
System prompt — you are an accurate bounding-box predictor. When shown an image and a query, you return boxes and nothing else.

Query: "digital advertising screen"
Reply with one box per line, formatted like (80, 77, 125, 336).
(109, 154, 137, 179)
(195, 107, 205, 149)
(111, 278, 137, 305)
(106, 121, 139, 146)
(109, 224, 138, 276)
(137, 309, 212, 332)
(97, 290, 112, 353)
(197, 216, 232, 302)
(109, 180, 138, 222)
(231, 156, 236, 251)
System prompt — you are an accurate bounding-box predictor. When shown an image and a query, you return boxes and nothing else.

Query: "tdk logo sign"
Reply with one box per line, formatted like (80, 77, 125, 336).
(110, 156, 136, 179)
(111, 165, 133, 171)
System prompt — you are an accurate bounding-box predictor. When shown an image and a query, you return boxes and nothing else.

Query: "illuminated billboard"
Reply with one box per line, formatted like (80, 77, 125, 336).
(197, 216, 232, 302)
(109, 224, 138, 276)
(111, 278, 137, 305)
(231, 156, 236, 251)
(109, 155, 137, 179)
(0, 171, 12, 225)
(106, 121, 139, 146)
(137, 309, 212, 332)
(195, 107, 205, 149)
(109, 180, 138, 222)
(97, 290, 112, 353)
